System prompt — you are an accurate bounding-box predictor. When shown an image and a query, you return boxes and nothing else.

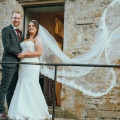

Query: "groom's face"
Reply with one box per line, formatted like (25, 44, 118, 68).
(11, 13, 22, 27)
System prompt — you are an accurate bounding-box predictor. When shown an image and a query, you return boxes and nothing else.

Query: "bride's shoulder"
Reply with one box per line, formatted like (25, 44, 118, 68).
(34, 36, 41, 41)
(35, 36, 40, 39)
(23, 38, 28, 42)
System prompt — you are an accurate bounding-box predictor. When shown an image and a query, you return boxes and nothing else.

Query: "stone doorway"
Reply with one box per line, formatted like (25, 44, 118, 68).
(24, 5, 64, 106)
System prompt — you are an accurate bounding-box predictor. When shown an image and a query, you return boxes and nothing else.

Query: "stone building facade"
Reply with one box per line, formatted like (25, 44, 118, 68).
(0, 0, 120, 120)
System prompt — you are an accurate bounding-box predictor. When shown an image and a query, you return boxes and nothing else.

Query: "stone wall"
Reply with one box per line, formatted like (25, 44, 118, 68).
(62, 0, 120, 119)
(0, 0, 120, 120)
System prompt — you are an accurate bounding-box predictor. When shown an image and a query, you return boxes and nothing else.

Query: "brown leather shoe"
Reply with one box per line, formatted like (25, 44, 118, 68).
(0, 112, 8, 120)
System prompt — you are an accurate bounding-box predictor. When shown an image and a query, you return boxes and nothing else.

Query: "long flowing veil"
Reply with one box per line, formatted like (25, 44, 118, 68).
(38, 0, 120, 97)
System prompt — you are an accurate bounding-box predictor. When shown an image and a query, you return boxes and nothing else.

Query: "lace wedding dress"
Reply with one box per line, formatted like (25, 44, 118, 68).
(8, 41, 51, 120)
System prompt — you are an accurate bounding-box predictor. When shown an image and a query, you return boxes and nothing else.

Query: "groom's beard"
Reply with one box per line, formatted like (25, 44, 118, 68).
(13, 21, 20, 27)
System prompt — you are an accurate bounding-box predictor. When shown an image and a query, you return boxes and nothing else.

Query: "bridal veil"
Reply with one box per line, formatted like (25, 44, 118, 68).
(37, 0, 120, 97)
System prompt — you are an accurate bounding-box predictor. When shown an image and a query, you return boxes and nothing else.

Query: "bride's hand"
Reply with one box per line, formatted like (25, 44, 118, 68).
(25, 50, 32, 53)
(18, 53, 26, 59)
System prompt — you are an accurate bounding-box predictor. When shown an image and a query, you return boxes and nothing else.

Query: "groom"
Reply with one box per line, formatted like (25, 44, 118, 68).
(0, 10, 23, 119)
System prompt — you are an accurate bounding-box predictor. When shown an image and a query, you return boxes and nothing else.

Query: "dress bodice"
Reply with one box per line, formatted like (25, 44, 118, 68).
(20, 41, 35, 53)
(20, 40, 41, 63)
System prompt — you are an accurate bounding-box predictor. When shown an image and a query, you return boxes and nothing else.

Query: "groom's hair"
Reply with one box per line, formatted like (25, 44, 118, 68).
(12, 10, 22, 17)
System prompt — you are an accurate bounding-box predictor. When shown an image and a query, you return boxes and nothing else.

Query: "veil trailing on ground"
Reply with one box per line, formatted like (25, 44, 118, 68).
(38, 0, 120, 97)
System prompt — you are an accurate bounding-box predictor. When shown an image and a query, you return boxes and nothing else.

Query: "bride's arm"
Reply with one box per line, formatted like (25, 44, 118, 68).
(18, 36, 42, 59)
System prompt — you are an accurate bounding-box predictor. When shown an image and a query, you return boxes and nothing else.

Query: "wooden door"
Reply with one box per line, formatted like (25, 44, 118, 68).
(39, 76, 62, 106)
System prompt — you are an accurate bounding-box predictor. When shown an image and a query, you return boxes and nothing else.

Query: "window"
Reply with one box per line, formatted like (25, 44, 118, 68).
(55, 17, 64, 38)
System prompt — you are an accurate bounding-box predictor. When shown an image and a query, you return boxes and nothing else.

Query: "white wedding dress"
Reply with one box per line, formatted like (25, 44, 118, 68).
(8, 41, 51, 120)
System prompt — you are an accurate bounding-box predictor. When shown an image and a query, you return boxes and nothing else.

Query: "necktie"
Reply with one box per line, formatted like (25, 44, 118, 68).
(15, 28, 21, 40)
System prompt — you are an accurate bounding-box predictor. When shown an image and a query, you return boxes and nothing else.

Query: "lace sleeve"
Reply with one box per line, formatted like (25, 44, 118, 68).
(35, 36, 43, 62)
(35, 36, 42, 48)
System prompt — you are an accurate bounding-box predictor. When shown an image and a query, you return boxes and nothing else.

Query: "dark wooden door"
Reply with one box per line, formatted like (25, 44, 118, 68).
(39, 76, 52, 106)
(39, 75, 61, 106)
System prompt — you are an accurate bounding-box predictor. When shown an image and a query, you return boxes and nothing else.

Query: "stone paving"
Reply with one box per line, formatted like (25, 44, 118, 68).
(55, 118, 75, 120)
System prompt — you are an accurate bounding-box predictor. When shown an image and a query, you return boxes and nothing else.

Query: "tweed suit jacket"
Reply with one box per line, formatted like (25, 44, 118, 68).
(2, 24, 24, 67)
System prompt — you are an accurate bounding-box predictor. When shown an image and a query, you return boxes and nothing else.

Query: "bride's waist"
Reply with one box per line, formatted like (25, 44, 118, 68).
(20, 57, 39, 62)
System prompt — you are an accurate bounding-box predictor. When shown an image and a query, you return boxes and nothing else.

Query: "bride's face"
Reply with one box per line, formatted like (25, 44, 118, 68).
(28, 22, 37, 35)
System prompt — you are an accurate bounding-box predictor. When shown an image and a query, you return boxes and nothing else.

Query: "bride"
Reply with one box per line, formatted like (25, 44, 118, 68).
(8, 20, 51, 120)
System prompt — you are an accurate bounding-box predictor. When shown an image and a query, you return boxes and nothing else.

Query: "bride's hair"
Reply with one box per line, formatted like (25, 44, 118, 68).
(26, 20, 39, 39)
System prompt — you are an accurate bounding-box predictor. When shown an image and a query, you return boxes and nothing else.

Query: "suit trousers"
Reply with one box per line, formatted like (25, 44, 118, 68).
(0, 65, 19, 113)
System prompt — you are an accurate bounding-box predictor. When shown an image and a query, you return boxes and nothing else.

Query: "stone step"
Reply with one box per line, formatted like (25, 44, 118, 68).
(48, 107, 76, 120)
(54, 118, 76, 120)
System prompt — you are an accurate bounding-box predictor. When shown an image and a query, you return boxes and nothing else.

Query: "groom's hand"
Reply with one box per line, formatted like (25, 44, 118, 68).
(18, 53, 26, 59)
